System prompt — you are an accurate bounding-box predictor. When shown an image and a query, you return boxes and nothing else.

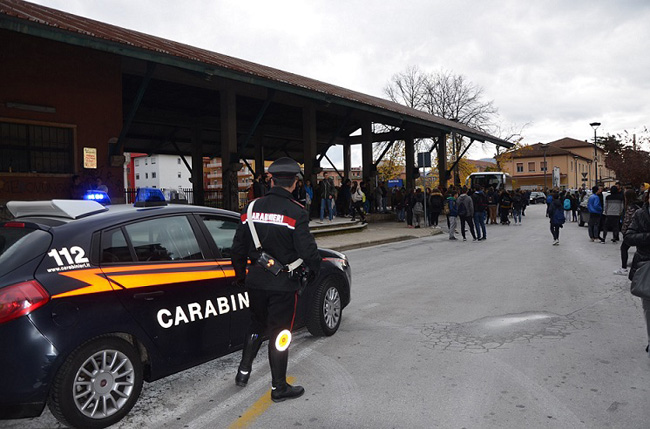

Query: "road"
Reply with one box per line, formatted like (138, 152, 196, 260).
(7, 204, 650, 428)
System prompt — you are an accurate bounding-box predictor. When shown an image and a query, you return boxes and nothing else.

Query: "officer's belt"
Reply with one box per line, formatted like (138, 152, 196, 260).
(247, 200, 303, 273)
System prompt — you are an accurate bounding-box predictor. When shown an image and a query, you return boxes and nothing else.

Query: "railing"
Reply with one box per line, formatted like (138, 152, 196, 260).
(124, 188, 249, 209)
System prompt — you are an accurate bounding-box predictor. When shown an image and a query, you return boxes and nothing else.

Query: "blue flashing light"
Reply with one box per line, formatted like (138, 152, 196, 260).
(134, 188, 167, 207)
(83, 190, 111, 205)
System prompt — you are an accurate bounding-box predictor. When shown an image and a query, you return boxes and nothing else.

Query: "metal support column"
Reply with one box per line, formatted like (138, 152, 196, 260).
(191, 126, 204, 206)
(405, 129, 415, 190)
(361, 121, 373, 181)
(343, 140, 351, 180)
(302, 105, 318, 186)
(221, 90, 239, 211)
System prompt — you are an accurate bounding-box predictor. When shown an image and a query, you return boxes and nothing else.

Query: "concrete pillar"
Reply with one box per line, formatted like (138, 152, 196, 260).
(404, 128, 415, 190)
(437, 131, 447, 188)
(303, 105, 318, 185)
(343, 140, 351, 180)
(191, 126, 204, 206)
(361, 121, 373, 181)
(220, 89, 239, 211)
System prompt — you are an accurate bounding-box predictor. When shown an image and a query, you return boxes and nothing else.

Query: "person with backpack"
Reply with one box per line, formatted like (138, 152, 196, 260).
(570, 192, 579, 222)
(447, 190, 459, 240)
(512, 189, 524, 226)
(457, 188, 477, 241)
(603, 186, 624, 242)
(487, 186, 498, 224)
(499, 189, 513, 225)
(563, 192, 572, 221)
(412, 188, 425, 228)
(471, 186, 488, 240)
(429, 188, 444, 228)
(614, 189, 642, 275)
(349, 181, 367, 224)
(548, 192, 566, 245)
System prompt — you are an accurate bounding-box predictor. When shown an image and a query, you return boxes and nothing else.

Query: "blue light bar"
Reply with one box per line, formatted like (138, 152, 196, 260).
(83, 190, 111, 205)
(134, 188, 167, 207)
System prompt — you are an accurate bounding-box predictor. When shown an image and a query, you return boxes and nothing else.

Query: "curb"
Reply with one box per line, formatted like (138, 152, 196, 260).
(323, 228, 444, 252)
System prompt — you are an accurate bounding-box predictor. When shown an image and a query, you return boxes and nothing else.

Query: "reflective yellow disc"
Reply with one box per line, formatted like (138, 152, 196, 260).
(275, 329, 292, 351)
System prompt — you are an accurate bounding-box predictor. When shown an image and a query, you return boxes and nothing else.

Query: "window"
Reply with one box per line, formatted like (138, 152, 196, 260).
(178, 172, 181, 178)
(145, 173, 148, 179)
(152, 172, 157, 179)
(151, 157, 156, 164)
(136, 173, 140, 180)
(101, 228, 133, 263)
(516, 163, 523, 173)
(201, 216, 238, 258)
(541, 161, 547, 172)
(145, 159, 148, 165)
(0, 121, 74, 173)
(135, 160, 139, 167)
(178, 158, 181, 165)
(124, 216, 203, 261)
(528, 162, 535, 172)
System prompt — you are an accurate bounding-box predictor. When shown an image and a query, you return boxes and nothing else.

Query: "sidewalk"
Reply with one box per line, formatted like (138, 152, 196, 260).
(312, 216, 443, 252)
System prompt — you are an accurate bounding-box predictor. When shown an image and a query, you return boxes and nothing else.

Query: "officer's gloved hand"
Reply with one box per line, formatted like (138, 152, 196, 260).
(307, 268, 317, 284)
(232, 278, 246, 288)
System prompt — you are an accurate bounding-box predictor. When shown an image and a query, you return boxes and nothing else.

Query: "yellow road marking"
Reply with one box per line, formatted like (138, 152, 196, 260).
(228, 376, 296, 429)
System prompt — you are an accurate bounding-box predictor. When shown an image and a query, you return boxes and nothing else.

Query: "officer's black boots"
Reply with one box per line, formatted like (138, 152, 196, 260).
(235, 333, 263, 387)
(269, 345, 304, 402)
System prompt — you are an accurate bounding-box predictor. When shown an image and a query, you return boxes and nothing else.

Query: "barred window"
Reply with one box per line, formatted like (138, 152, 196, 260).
(1, 121, 74, 173)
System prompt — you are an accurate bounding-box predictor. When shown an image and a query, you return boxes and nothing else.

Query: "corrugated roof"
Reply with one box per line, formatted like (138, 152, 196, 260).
(0, 0, 512, 147)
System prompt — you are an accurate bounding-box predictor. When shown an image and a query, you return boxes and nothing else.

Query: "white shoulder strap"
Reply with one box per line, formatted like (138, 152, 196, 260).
(246, 200, 262, 250)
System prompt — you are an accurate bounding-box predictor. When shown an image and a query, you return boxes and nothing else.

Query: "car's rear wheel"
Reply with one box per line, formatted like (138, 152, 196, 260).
(307, 276, 342, 337)
(48, 337, 143, 429)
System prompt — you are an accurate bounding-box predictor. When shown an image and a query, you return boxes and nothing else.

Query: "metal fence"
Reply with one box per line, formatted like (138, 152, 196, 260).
(124, 188, 249, 209)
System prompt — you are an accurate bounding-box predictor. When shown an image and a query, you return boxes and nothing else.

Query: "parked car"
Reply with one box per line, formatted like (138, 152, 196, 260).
(0, 191, 352, 428)
(529, 192, 547, 204)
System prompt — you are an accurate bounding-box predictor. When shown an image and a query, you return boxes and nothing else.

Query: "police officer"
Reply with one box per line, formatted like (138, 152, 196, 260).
(231, 157, 321, 402)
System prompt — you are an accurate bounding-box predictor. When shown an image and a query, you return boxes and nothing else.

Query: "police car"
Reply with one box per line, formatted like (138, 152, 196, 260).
(0, 189, 351, 428)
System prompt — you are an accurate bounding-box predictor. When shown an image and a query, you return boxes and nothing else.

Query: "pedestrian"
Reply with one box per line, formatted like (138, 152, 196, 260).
(487, 186, 498, 224)
(548, 192, 565, 245)
(394, 187, 405, 222)
(429, 187, 444, 228)
(622, 189, 650, 357)
(512, 189, 523, 225)
(588, 185, 604, 242)
(471, 186, 488, 240)
(319, 172, 334, 223)
(231, 157, 321, 402)
(304, 179, 313, 220)
(253, 173, 266, 199)
(563, 192, 572, 221)
(405, 188, 414, 228)
(522, 189, 530, 216)
(457, 188, 477, 241)
(447, 190, 459, 240)
(498, 189, 512, 225)
(570, 192, 579, 222)
(350, 181, 367, 223)
(412, 188, 425, 228)
(603, 186, 624, 243)
(94, 177, 108, 193)
(70, 174, 86, 199)
(339, 179, 351, 218)
(615, 189, 642, 276)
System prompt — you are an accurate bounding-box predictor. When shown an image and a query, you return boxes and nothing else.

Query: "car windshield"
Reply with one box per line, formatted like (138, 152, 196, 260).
(0, 227, 52, 277)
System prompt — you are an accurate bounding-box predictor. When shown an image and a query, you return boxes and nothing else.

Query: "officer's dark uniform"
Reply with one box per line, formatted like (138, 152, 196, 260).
(231, 157, 321, 402)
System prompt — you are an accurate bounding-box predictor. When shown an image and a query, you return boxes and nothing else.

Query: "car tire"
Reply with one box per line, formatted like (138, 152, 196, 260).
(306, 276, 343, 337)
(48, 337, 143, 429)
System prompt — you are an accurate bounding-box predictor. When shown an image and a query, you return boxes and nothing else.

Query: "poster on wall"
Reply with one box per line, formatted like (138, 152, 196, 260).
(83, 147, 97, 169)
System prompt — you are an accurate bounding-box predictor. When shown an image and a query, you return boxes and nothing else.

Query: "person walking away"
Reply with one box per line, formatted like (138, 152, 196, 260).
(487, 186, 498, 224)
(350, 181, 367, 223)
(429, 188, 444, 228)
(447, 190, 459, 240)
(304, 179, 313, 221)
(457, 188, 477, 241)
(588, 186, 604, 242)
(412, 188, 425, 228)
(394, 187, 405, 222)
(548, 192, 565, 245)
(622, 189, 650, 356)
(570, 192, 579, 222)
(522, 189, 530, 216)
(471, 186, 488, 240)
(603, 186, 624, 243)
(512, 189, 523, 226)
(563, 192, 572, 222)
(231, 157, 321, 401)
(499, 189, 513, 225)
(319, 172, 334, 223)
(615, 189, 641, 275)
(405, 188, 415, 228)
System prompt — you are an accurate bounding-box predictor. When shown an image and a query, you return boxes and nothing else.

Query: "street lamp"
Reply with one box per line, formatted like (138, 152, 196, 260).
(590, 122, 601, 186)
(573, 155, 578, 190)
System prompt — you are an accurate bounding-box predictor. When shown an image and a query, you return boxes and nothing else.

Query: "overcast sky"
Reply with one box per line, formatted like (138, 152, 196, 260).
(30, 0, 650, 166)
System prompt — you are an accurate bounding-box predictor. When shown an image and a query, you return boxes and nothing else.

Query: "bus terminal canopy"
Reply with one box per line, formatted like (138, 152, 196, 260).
(0, 0, 513, 209)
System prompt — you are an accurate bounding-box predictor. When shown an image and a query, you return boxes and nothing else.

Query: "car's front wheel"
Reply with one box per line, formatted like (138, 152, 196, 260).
(306, 276, 343, 337)
(48, 337, 143, 429)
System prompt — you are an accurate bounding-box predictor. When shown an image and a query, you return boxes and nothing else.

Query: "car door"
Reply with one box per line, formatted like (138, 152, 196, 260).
(100, 214, 235, 370)
(195, 214, 250, 349)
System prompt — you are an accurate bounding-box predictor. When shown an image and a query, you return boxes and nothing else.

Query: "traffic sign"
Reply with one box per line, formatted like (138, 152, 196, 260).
(581, 172, 588, 178)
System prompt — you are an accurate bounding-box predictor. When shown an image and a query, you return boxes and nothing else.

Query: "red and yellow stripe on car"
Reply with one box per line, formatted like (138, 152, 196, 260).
(52, 261, 236, 299)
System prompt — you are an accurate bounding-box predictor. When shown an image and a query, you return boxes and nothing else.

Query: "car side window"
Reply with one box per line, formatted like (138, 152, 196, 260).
(124, 216, 203, 262)
(201, 216, 238, 259)
(101, 228, 133, 263)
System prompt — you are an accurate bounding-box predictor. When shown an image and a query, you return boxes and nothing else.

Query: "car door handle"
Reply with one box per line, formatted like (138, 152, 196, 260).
(133, 291, 165, 300)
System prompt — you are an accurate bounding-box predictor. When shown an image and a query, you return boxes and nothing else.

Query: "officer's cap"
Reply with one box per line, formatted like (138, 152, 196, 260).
(268, 157, 301, 178)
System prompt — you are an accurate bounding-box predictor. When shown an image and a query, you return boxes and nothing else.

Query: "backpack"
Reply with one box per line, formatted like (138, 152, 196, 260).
(443, 200, 450, 215)
(563, 198, 571, 210)
(458, 200, 467, 217)
(552, 206, 566, 225)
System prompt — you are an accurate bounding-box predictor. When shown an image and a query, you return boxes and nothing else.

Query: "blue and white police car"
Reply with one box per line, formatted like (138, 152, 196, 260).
(0, 189, 351, 428)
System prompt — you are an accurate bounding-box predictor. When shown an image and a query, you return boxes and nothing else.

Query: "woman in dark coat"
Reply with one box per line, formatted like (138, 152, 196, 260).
(547, 192, 565, 245)
(623, 190, 650, 355)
